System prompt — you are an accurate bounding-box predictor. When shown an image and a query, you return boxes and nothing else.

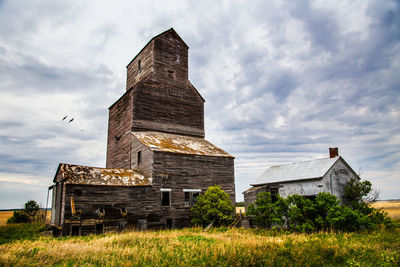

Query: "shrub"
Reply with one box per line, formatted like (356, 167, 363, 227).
(7, 210, 30, 224)
(248, 190, 393, 232)
(191, 185, 234, 227)
(7, 200, 43, 224)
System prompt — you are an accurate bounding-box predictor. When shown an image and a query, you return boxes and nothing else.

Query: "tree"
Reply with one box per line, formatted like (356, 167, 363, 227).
(343, 178, 391, 229)
(7, 200, 40, 224)
(344, 178, 372, 207)
(24, 200, 40, 220)
(191, 185, 234, 227)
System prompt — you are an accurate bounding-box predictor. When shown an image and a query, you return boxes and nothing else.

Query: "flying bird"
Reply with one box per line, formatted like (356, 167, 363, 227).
(69, 118, 74, 123)
(62, 116, 67, 121)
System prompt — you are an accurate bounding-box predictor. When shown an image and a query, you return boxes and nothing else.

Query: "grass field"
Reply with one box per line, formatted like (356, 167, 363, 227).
(372, 200, 400, 219)
(0, 224, 399, 266)
(0, 211, 14, 226)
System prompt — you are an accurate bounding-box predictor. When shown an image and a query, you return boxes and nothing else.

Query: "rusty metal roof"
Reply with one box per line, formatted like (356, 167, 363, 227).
(55, 163, 151, 186)
(132, 131, 233, 158)
(251, 157, 340, 186)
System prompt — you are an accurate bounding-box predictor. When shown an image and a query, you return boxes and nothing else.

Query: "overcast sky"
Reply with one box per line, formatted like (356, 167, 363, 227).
(0, 0, 399, 208)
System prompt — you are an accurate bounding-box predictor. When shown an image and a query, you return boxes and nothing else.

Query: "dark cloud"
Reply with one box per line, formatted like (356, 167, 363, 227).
(288, 0, 340, 52)
(0, 47, 114, 93)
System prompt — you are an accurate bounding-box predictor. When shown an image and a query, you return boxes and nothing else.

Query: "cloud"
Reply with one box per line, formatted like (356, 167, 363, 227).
(0, 0, 399, 207)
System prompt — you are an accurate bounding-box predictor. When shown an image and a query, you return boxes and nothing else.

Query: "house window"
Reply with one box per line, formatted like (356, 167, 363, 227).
(138, 60, 141, 71)
(183, 189, 201, 207)
(137, 150, 141, 165)
(184, 192, 190, 207)
(161, 189, 171, 207)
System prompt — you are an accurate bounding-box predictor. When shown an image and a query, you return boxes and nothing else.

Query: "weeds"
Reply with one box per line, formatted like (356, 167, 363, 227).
(0, 227, 399, 266)
(0, 223, 46, 245)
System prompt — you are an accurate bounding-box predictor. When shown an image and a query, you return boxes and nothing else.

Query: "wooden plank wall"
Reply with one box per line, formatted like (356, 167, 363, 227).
(152, 32, 188, 87)
(127, 29, 204, 137)
(131, 81, 204, 137)
(63, 184, 166, 232)
(126, 40, 154, 90)
(243, 186, 269, 210)
(130, 136, 154, 178)
(61, 151, 235, 231)
(152, 152, 236, 225)
(106, 90, 133, 169)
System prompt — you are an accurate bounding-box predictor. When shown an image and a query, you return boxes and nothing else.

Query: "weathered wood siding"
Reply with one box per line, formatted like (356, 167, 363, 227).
(53, 171, 65, 227)
(130, 136, 153, 178)
(243, 186, 270, 210)
(126, 29, 188, 91)
(152, 31, 188, 87)
(106, 90, 133, 168)
(62, 184, 167, 233)
(151, 152, 235, 226)
(131, 80, 204, 137)
(127, 29, 203, 137)
(126, 40, 154, 90)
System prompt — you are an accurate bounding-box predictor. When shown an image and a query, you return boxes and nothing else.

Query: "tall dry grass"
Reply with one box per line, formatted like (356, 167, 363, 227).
(0, 227, 399, 266)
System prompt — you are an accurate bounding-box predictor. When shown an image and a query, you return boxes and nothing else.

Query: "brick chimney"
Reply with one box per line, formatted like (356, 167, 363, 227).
(329, 147, 339, 158)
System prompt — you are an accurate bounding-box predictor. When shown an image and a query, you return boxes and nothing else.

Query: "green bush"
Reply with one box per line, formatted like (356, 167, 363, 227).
(191, 185, 234, 227)
(248, 190, 392, 232)
(247, 192, 287, 229)
(7, 210, 30, 224)
(7, 200, 42, 224)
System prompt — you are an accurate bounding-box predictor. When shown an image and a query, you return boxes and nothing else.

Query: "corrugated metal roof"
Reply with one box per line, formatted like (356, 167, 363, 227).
(56, 163, 151, 186)
(251, 157, 340, 185)
(132, 131, 233, 158)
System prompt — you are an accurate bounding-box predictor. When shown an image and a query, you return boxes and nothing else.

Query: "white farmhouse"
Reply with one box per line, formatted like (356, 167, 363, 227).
(243, 148, 360, 208)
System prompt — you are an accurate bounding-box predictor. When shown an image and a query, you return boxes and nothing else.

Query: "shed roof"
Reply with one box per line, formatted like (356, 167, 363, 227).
(132, 131, 233, 158)
(54, 163, 151, 186)
(251, 157, 340, 186)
